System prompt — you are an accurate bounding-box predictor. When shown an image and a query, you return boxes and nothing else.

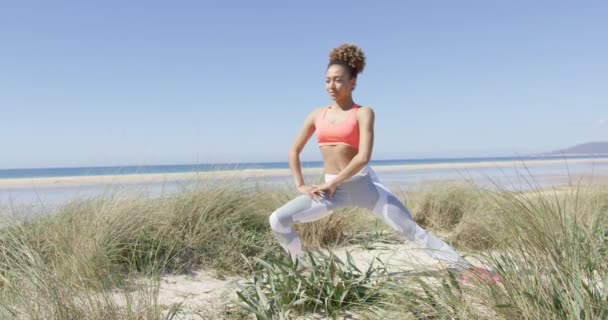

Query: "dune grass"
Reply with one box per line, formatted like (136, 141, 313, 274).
(0, 177, 606, 319)
(236, 251, 390, 319)
(238, 183, 608, 319)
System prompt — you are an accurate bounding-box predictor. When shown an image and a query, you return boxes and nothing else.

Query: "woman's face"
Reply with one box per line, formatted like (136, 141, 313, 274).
(325, 64, 356, 101)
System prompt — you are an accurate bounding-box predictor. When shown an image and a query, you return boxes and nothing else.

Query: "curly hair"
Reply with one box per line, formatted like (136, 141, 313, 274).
(328, 43, 366, 78)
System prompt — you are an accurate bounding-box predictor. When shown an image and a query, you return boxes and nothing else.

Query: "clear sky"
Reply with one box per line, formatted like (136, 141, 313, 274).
(1, 1, 606, 169)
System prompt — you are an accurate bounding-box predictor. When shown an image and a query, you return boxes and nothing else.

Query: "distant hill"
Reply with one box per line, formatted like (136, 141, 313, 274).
(544, 142, 608, 155)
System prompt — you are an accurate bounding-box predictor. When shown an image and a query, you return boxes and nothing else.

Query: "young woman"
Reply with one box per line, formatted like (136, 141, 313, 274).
(268, 44, 500, 282)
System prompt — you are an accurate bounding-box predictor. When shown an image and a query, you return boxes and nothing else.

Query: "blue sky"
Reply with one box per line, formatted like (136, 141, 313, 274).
(1, 1, 606, 169)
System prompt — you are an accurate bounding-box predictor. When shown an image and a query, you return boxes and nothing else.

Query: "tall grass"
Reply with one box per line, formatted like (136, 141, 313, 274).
(239, 184, 608, 319)
(476, 186, 608, 319)
(0, 217, 169, 319)
(362, 185, 608, 319)
(0, 178, 358, 318)
(0, 177, 606, 319)
(0, 180, 276, 318)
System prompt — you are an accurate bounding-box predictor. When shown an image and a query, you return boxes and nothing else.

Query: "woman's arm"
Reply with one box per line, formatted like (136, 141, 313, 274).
(321, 106, 375, 189)
(288, 108, 320, 188)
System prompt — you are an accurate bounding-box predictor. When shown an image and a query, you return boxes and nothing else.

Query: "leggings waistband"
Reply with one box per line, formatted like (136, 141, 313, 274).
(324, 165, 371, 183)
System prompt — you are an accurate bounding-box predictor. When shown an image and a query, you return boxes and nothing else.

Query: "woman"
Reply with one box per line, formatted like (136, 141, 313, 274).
(268, 44, 499, 282)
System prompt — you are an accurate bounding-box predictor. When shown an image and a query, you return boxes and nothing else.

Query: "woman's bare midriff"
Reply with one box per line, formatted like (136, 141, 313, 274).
(319, 145, 359, 174)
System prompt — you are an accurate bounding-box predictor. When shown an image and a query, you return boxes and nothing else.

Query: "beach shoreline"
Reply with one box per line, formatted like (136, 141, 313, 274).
(1, 157, 607, 189)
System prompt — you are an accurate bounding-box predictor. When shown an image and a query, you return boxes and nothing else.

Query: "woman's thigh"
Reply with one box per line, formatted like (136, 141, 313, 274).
(270, 187, 352, 226)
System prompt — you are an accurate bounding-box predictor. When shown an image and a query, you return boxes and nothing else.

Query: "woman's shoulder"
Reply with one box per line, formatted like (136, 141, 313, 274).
(308, 105, 330, 117)
(356, 104, 374, 110)
(312, 105, 329, 113)
(355, 105, 375, 117)
(304, 105, 329, 123)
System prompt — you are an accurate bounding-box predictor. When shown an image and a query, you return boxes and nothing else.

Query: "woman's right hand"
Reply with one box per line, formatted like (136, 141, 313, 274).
(297, 185, 325, 200)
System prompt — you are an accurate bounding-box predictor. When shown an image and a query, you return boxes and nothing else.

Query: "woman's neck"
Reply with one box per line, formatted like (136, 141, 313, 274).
(332, 97, 355, 111)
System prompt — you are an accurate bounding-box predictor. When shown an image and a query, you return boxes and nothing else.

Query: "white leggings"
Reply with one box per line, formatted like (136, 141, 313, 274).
(269, 167, 471, 269)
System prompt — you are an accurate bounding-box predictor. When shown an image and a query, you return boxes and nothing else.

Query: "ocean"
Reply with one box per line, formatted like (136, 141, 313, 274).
(1, 155, 606, 179)
(1, 155, 607, 216)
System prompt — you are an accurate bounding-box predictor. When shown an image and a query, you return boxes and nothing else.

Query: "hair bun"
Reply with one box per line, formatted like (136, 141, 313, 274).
(329, 43, 366, 75)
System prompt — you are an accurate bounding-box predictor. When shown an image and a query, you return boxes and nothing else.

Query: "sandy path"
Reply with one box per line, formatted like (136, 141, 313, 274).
(155, 270, 243, 319)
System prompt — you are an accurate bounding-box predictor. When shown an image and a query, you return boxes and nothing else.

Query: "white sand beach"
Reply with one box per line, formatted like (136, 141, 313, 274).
(2, 157, 607, 189)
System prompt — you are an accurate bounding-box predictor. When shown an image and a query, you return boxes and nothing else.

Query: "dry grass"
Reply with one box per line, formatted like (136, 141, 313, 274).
(0, 177, 606, 319)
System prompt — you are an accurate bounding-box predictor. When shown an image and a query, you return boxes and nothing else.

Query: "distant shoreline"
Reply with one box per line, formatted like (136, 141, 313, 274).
(536, 153, 608, 157)
(2, 157, 608, 189)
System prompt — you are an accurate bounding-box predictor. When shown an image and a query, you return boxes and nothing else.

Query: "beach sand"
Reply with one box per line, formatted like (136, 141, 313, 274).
(152, 241, 487, 319)
(2, 158, 607, 189)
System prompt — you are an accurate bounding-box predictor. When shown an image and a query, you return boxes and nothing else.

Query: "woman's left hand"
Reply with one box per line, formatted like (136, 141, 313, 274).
(314, 182, 337, 200)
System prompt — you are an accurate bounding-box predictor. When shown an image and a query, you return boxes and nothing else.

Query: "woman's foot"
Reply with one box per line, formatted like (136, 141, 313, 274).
(462, 266, 503, 285)
(294, 256, 312, 274)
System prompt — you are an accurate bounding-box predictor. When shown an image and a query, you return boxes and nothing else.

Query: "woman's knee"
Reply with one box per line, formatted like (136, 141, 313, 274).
(380, 195, 417, 235)
(269, 209, 296, 233)
(270, 195, 328, 229)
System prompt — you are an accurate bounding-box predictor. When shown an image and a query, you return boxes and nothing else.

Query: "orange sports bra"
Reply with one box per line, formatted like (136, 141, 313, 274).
(314, 104, 359, 149)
